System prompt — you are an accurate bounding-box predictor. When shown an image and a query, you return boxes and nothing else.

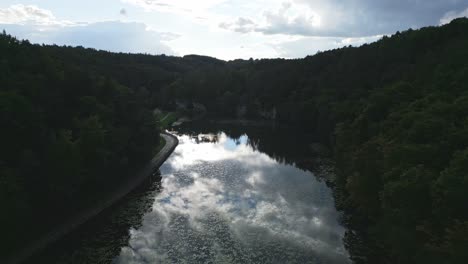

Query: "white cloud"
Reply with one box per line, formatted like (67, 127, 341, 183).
(260, 1, 322, 33)
(440, 7, 468, 24)
(219, 1, 324, 36)
(0, 4, 177, 56)
(3, 1, 468, 60)
(0, 4, 73, 26)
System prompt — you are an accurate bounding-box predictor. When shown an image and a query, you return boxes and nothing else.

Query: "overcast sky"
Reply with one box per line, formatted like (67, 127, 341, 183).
(1, 0, 467, 60)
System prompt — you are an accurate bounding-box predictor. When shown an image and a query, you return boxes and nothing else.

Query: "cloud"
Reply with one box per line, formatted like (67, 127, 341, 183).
(219, 1, 326, 36)
(3, 1, 467, 60)
(219, 17, 257, 33)
(296, 0, 468, 34)
(219, 0, 468, 37)
(0, 4, 73, 26)
(259, 2, 322, 35)
(0, 4, 178, 55)
(440, 7, 468, 24)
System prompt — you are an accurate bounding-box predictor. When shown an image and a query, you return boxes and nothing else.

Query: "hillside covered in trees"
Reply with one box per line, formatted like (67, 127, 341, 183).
(0, 32, 165, 257)
(2, 18, 468, 263)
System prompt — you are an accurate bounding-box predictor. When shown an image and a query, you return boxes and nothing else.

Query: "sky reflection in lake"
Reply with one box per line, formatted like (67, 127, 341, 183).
(115, 133, 350, 264)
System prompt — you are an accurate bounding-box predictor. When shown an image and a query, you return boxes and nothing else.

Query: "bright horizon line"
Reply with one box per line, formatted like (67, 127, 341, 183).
(3, 28, 386, 61)
(1, 1, 466, 60)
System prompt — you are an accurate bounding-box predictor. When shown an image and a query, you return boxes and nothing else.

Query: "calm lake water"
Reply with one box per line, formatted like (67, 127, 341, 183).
(32, 122, 350, 264)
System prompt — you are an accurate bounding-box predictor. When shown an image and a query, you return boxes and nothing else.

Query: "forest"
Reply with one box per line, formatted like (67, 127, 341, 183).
(0, 31, 163, 256)
(2, 17, 468, 263)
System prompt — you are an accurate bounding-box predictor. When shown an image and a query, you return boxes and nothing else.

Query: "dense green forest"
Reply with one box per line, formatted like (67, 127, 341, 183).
(2, 18, 468, 263)
(0, 32, 164, 257)
(164, 19, 468, 263)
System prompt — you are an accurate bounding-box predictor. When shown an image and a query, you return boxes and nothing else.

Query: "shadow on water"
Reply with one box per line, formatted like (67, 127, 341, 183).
(173, 120, 327, 167)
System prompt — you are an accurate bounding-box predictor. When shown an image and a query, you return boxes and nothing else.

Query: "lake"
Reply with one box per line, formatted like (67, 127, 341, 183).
(31, 122, 350, 264)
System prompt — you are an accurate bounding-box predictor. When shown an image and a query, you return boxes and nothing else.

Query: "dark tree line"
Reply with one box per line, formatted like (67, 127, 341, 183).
(0, 32, 162, 257)
(2, 18, 468, 263)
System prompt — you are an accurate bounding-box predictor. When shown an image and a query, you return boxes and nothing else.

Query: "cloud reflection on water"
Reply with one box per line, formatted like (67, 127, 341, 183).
(115, 133, 350, 263)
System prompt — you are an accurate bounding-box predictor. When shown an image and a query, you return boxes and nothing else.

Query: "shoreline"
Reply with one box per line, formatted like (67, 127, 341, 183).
(6, 132, 179, 264)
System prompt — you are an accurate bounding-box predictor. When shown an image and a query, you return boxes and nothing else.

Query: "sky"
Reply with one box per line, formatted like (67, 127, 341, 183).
(1, 0, 467, 60)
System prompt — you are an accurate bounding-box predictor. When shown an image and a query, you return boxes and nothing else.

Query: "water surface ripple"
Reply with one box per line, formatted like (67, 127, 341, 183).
(114, 133, 350, 264)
